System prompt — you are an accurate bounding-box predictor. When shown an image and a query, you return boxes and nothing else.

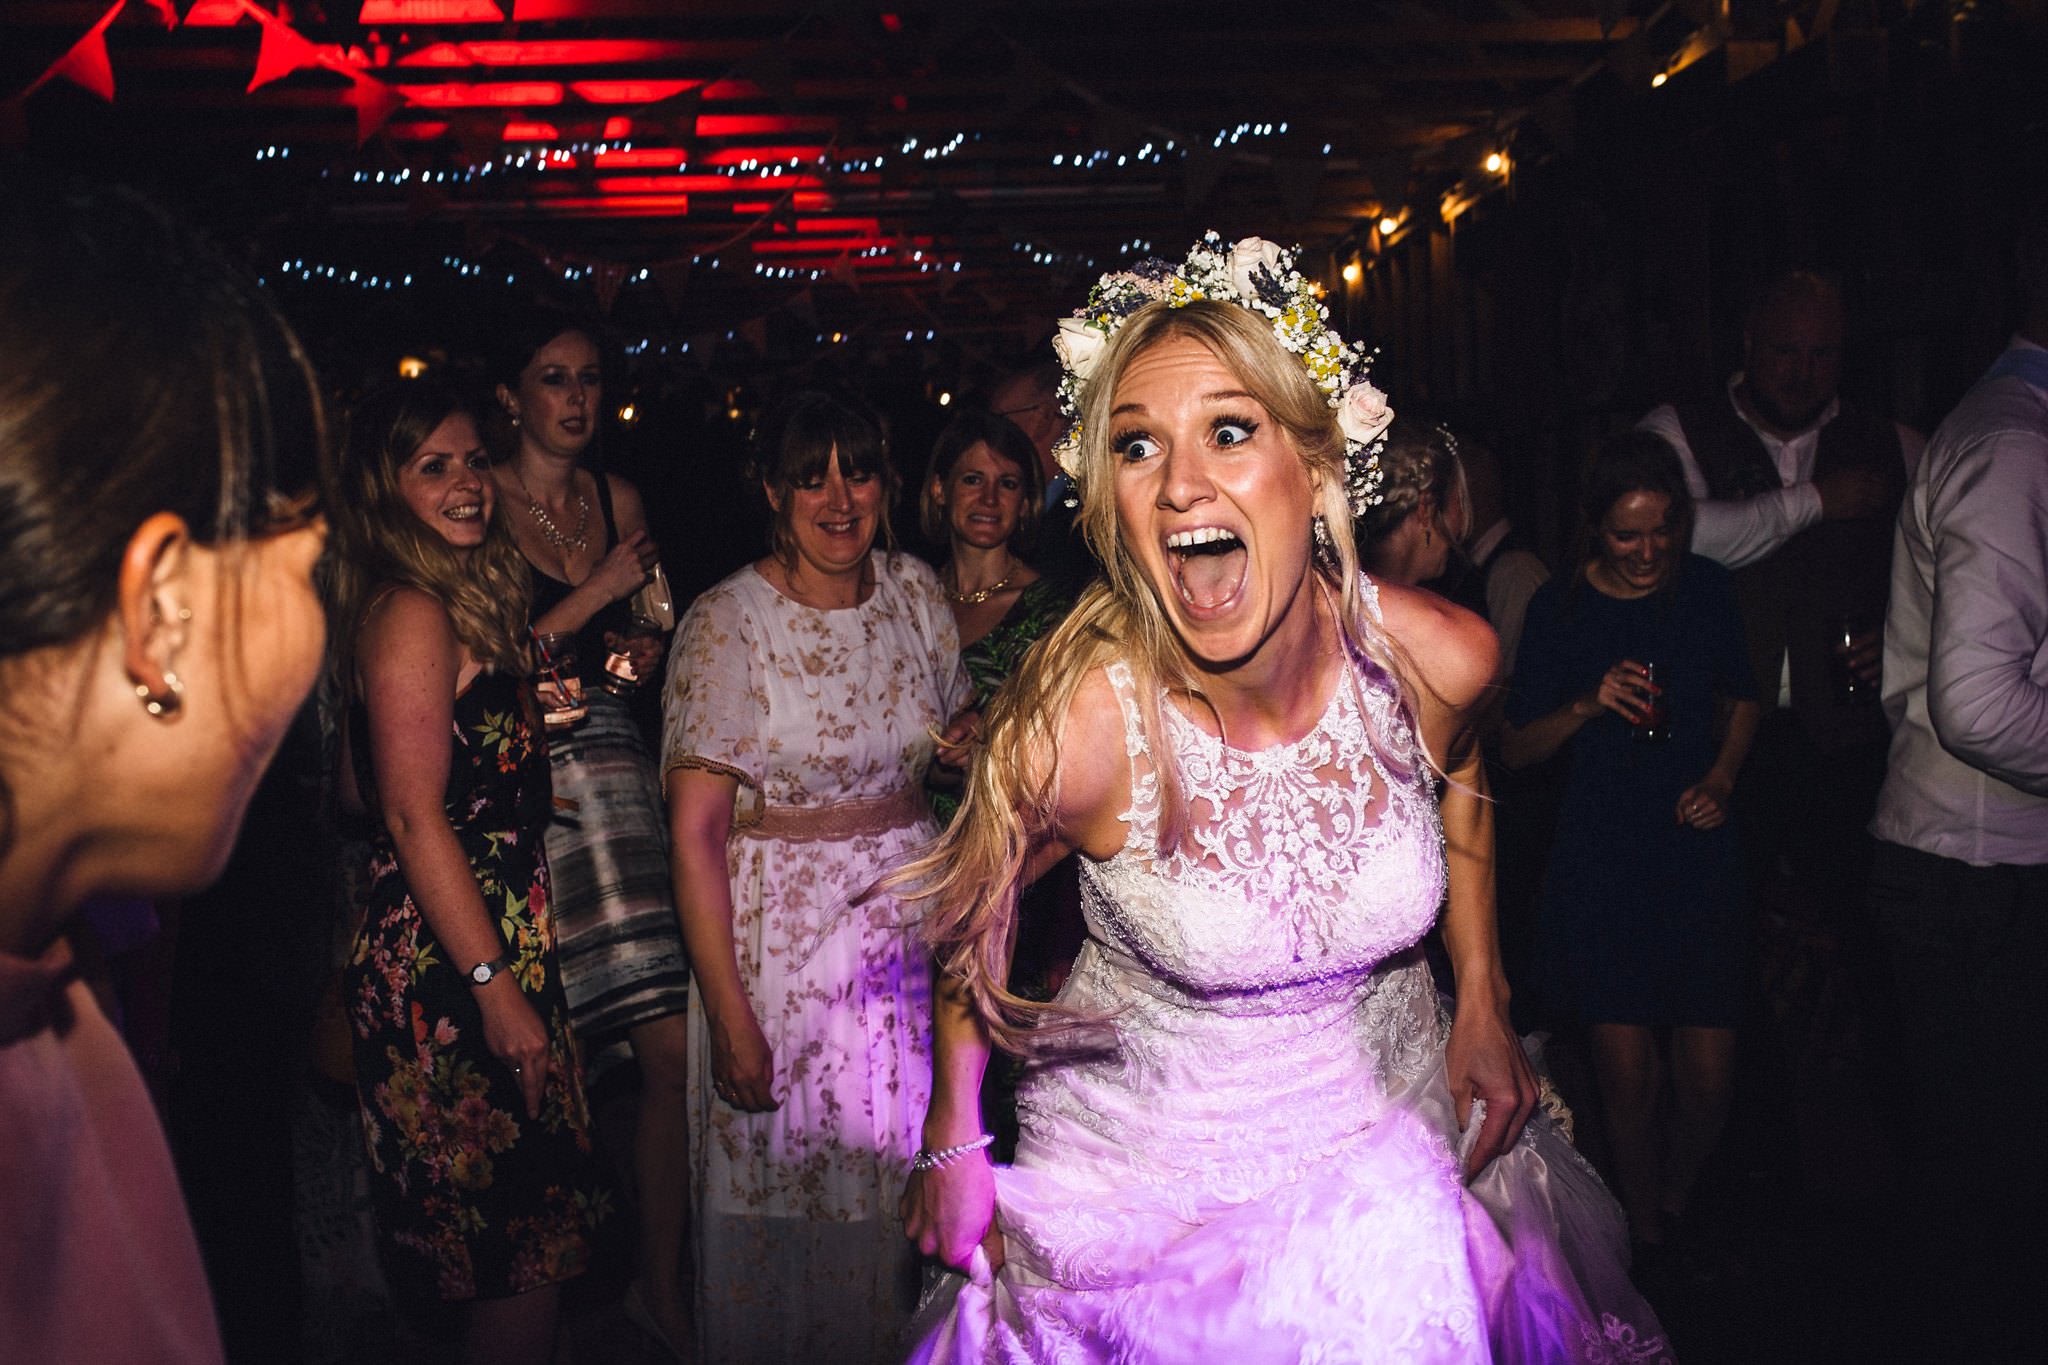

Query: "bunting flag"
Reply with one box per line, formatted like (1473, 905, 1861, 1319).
(344, 72, 405, 145)
(738, 317, 769, 355)
(142, 0, 179, 27)
(784, 287, 817, 327)
(41, 2, 124, 103)
(248, 17, 323, 92)
(829, 252, 859, 292)
(592, 262, 629, 315)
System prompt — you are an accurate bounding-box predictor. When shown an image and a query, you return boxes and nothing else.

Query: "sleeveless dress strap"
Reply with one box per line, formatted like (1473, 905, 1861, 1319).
(593, 469, 621, 550)
(1101, 660, 1162, 852)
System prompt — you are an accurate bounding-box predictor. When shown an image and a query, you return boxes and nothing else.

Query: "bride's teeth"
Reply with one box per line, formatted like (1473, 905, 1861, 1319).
(1166, 527, 1240, 549)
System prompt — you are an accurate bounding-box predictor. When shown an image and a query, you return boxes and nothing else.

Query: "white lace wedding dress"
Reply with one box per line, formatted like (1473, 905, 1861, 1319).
(910, 602, 1673, 1363)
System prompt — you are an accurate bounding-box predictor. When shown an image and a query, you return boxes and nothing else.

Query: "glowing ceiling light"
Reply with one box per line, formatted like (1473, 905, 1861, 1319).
(359, 2, 505, 22)
(1341, 262, 1362, 284)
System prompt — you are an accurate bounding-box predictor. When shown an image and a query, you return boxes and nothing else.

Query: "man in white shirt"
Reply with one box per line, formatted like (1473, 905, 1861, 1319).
(1864, 217, 2048, 1356)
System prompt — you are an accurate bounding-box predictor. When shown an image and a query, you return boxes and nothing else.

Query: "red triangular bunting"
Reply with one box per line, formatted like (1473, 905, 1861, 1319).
(143, 0, 179, 28)
(47, 4, 122, 103)
(345, 73, 405, 145)
(249, 18, 323, 92)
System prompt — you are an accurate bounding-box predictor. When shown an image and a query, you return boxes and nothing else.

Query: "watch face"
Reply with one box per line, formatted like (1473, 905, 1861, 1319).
(471, 961, 493, 984)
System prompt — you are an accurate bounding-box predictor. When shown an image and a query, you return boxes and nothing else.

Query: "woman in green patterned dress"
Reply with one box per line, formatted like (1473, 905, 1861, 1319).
(920, 409, 1081, 1157)
(921, 410, 1078, 820)
(327, 382, 606, 1365)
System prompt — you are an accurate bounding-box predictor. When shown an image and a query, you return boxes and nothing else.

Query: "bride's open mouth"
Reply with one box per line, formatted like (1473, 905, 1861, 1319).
(1165, 526, 1248, 613)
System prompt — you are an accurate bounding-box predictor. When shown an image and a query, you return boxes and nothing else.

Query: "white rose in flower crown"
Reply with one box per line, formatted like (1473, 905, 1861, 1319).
(1335, 380, 1394, 446)
(1054, 317, 1108, 383)
(1228, 238, 1288, 298)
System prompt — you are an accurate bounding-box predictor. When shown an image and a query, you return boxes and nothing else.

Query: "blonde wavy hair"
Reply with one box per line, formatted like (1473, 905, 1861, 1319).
(323, 381, 532, 696)
(893, 300, 1420, 1055)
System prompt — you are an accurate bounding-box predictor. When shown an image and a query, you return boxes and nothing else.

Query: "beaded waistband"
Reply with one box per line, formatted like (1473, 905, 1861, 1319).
(739, 785, 930, 843)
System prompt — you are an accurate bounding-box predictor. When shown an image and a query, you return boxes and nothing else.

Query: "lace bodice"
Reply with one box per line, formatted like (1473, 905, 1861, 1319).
(1080, 627, 1445, 1005)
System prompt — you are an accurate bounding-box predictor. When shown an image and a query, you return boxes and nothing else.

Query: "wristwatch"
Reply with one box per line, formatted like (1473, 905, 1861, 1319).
(468, 955, 511, 986)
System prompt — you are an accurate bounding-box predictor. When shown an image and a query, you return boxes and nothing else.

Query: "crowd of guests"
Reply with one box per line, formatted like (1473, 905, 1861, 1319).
(5, 176, 2042, 1365)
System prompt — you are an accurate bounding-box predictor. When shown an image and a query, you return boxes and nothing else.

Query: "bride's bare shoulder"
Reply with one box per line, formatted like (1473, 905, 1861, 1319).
(1043, 664, 1132, 859)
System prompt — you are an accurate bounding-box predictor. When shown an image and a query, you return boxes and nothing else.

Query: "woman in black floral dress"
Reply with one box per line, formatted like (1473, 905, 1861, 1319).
(326, 382, 606, 1364)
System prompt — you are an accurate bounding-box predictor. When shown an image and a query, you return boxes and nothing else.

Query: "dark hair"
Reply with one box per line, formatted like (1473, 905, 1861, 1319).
(0, 179, 323, 659)
(488, 305, 605, 394)
(744, 389, 899, 563)
(486, 306, 605, 460)
(918, 409, 1044, 547)
(1567, 429, 1695, 597)
(0, 176, 324, 851)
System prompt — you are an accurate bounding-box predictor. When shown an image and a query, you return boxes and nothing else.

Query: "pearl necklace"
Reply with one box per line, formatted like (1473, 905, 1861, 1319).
(945, 564, 1018, 606)
(515, 470, 590, 552)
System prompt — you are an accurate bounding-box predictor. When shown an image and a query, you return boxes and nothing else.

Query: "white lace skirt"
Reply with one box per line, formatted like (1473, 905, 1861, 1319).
(906, 953, 1672, 1365)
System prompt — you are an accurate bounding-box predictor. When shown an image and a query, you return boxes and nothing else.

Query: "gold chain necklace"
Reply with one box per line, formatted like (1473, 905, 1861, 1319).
(945, 564, 1018, 606)
(514, 469, 590, 551)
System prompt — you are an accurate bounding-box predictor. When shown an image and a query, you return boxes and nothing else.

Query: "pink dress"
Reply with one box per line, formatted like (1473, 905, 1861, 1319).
(911, 584, 1672, 1364)
(1, 941, 224, 1364)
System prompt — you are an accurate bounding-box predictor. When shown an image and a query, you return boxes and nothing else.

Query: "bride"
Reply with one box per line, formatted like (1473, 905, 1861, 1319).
(896, 237, 1671, 1363)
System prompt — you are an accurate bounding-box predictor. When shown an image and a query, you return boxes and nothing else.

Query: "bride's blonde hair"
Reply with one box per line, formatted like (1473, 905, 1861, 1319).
(895, 300, 1418, 1055)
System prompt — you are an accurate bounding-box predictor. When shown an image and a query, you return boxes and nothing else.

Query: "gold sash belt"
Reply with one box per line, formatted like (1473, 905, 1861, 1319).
(739, 785, 929, 843)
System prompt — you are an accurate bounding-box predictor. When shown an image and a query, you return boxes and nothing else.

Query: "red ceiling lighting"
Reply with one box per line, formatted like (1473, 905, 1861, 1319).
(401, 40, 695, 67)
(601, 116, 632, 139)
(597, 174, 823, 194)
(593, 148, 690, 169)
(696, 114, 833, 137)
(568, 80, 698, 105)
(500, 120, 560, 141)
(182, 1, 245, 22)
(399, 42, 473, 67)
(358, 2, 505, 21)
(403, 81, 565, 107)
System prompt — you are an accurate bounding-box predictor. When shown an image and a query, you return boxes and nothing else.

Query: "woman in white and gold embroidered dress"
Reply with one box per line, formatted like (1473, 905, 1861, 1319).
(898, 239, 1672, 1364)
(661, 389, 967, 1363)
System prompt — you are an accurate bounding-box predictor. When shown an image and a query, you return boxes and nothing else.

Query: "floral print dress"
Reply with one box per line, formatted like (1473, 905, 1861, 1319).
(345, 671, 607, 1302)
(661, 551, 966, 1363)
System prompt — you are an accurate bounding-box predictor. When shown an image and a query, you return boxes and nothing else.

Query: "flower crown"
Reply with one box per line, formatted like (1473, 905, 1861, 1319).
(1049, 232, 1390, 513)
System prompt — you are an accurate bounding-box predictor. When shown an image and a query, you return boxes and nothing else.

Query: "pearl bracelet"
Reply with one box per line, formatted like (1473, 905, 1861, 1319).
(911, 1132, 995, 1172)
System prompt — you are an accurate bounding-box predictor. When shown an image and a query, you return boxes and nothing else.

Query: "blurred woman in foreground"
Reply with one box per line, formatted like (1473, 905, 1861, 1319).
(0, 181, 327, 1364)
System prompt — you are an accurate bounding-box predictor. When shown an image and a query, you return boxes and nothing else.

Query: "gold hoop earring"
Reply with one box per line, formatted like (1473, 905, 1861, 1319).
(136, 671, 184, 722)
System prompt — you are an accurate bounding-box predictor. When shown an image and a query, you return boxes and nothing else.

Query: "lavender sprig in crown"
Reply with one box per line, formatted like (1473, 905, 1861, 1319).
(1048, 232, 1391, 515)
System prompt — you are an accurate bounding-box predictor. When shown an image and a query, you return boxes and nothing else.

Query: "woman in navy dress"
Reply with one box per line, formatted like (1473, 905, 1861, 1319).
(1503, 429, 1760, 1258)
